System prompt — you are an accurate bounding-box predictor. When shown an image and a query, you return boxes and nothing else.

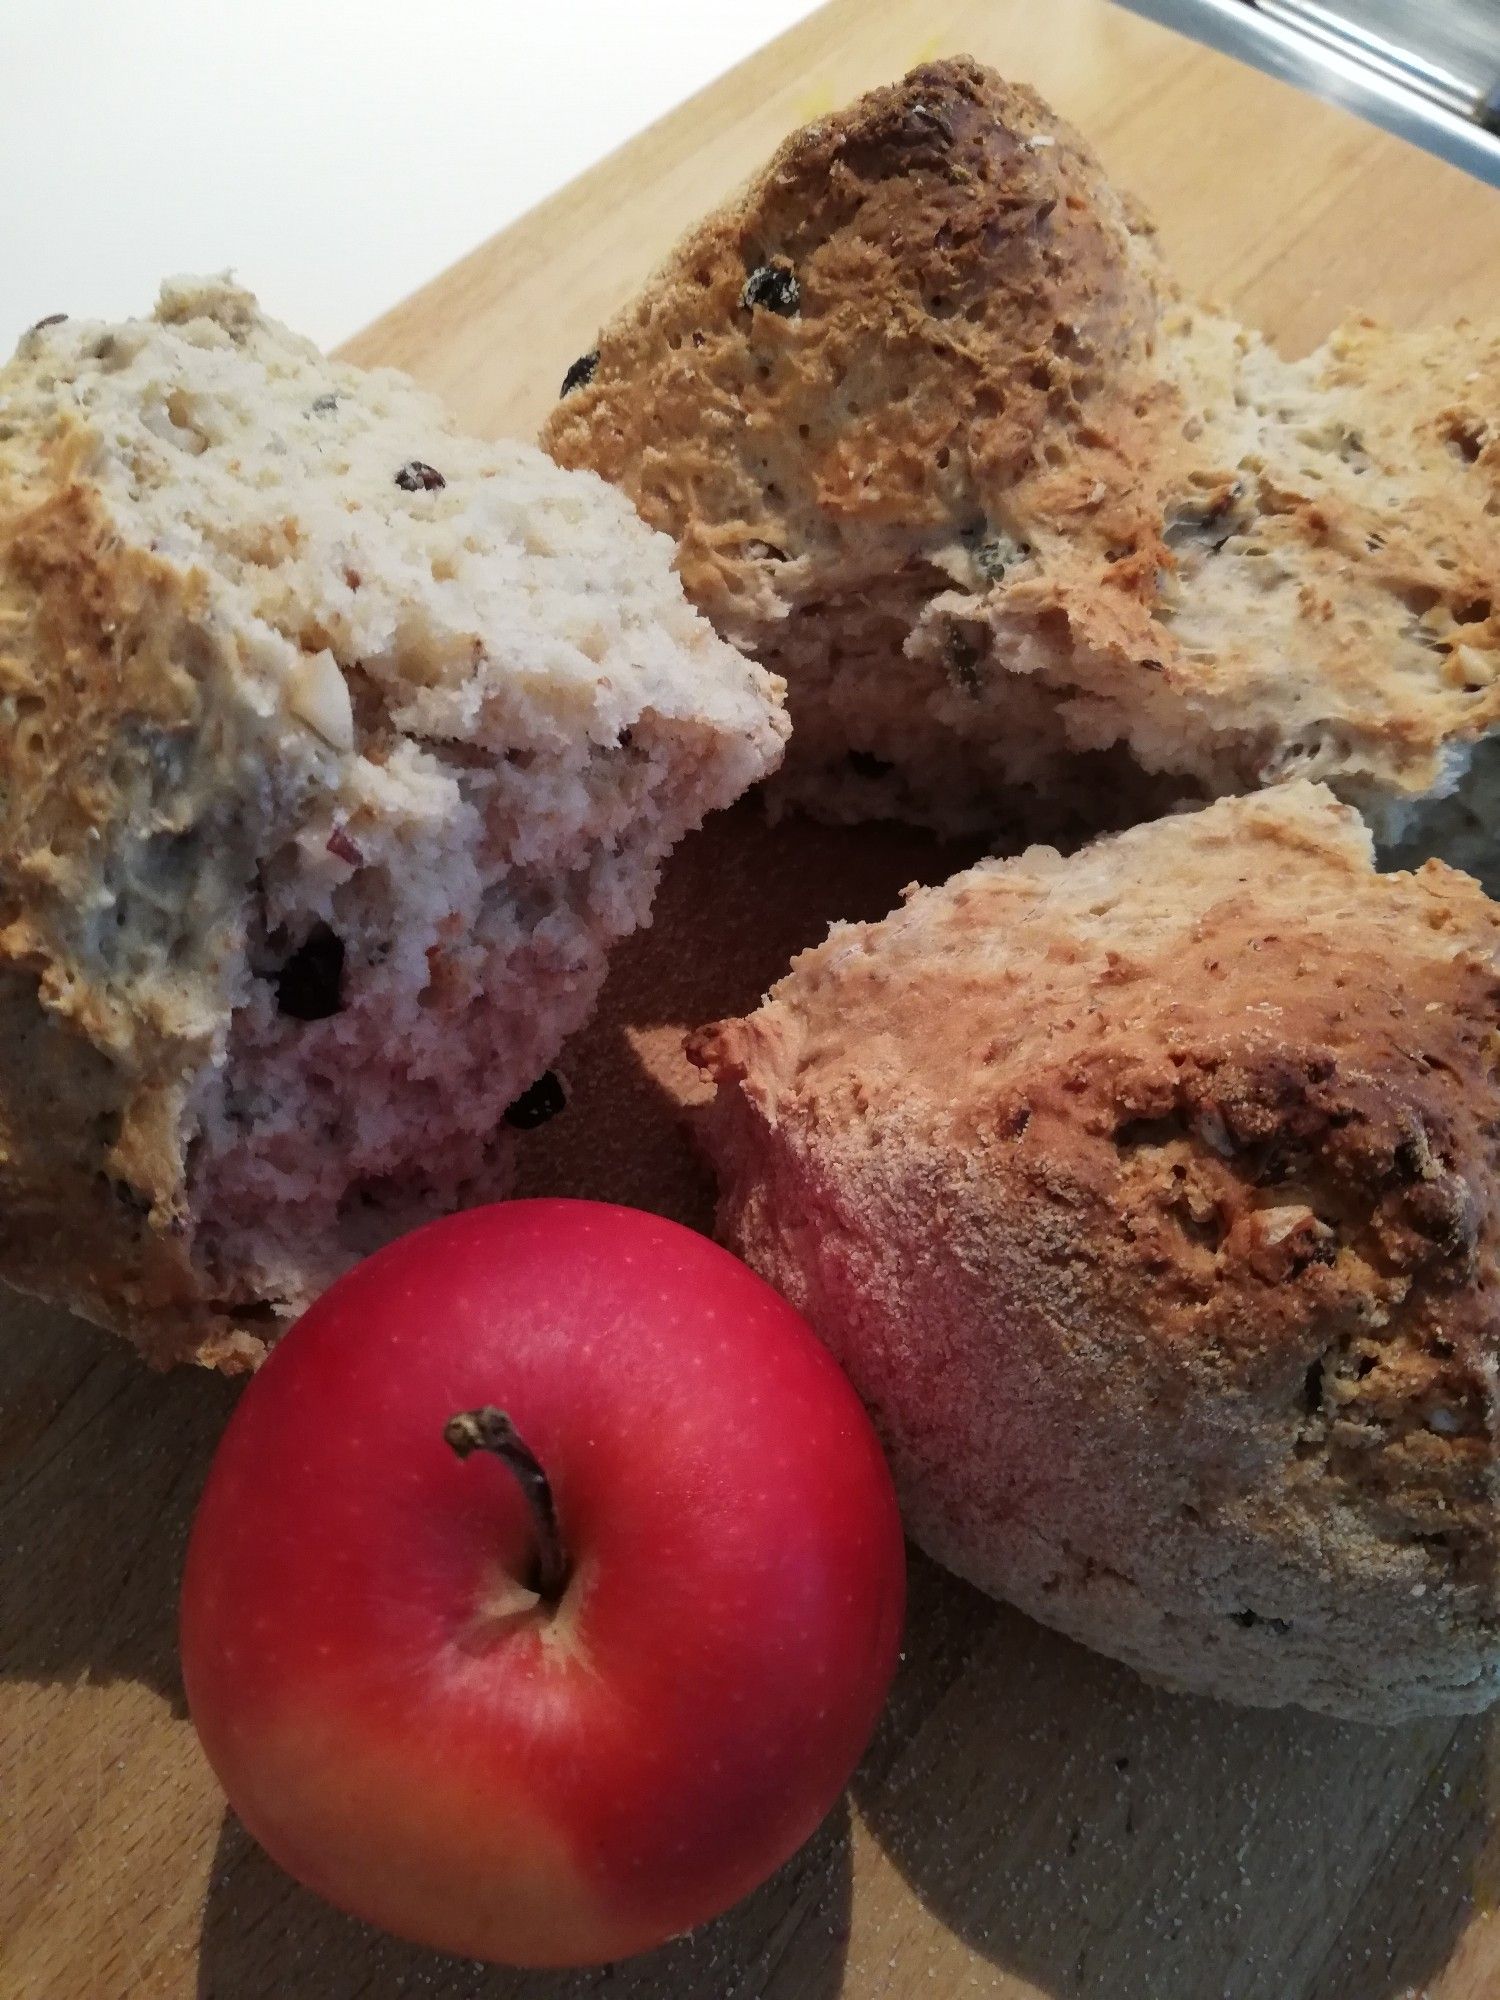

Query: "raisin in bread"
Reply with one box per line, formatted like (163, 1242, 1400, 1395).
(0, 278, 787, 1367)
(689, 783, 1500, 1721)
(543, 60, 1500, 875)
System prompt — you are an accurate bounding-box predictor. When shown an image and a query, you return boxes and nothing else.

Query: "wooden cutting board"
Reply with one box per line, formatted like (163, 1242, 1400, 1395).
(5, 2, 1500, 1995)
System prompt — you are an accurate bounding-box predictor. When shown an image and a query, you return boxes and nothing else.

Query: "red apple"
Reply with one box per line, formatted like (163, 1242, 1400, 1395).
(180, 1199, 905, 1966)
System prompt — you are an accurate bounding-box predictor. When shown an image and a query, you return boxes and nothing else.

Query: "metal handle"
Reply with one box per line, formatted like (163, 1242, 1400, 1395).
(1116, 0, 1500, 185)
(1248, 0, 1500, 129)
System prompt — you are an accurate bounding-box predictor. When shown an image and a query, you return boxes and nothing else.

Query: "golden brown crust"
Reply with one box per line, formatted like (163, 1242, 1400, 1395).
(545, 58, 1170, 640)
(544, 59, 1500, 833)
(689, 785, 1500, 1718)
(0, 452, 271, 1368)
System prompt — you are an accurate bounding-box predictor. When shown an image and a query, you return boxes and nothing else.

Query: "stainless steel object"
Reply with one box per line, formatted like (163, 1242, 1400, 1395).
(1118, 0, 1500, 186)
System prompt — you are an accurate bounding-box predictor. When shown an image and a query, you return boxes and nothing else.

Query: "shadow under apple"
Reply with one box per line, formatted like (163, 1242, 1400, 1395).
(195, 1791, 854, 2000)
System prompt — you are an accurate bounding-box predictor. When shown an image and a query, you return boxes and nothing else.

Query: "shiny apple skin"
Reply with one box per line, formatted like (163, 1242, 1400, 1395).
(180, 1200, 906, 1967)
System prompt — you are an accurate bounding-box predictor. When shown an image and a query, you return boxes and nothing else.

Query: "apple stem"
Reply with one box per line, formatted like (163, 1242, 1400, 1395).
(444, 1406, 570, 1604)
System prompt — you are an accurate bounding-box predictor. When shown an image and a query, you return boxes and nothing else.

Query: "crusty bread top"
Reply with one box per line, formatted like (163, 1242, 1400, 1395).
(545, 59, 1170, 643)
(545, 58, 1500, 819)
(692, 783, 1500, 1567)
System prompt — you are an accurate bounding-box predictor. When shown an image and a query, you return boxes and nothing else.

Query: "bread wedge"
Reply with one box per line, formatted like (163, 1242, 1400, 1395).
(0, 279, 786, 1365)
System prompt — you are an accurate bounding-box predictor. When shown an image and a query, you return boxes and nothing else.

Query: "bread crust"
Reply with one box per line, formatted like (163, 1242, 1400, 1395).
(544, 59, 1500, 838)
(546, 58, 1167, 642)
(0, 464, 274, 1365)
(689, 784, 1500, 1719)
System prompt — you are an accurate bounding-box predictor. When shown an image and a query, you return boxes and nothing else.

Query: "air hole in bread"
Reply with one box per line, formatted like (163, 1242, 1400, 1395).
(1231, 1609, 1292, 1634)
(273, 923, 345, 1021)
(1445, 416, 1485, 464)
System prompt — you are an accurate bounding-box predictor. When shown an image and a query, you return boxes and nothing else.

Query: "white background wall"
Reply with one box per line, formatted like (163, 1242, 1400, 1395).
(0, 1, 822, 349)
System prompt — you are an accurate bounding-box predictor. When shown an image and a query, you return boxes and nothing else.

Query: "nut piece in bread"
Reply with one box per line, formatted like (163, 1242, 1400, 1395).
(544, 59, 1500, 870)
(690, 784, 1500, 1720)
(0, 279, 787, 1367)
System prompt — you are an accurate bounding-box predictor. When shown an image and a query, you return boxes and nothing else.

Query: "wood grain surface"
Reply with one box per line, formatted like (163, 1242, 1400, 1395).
(5, 2, 1500, 1996)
